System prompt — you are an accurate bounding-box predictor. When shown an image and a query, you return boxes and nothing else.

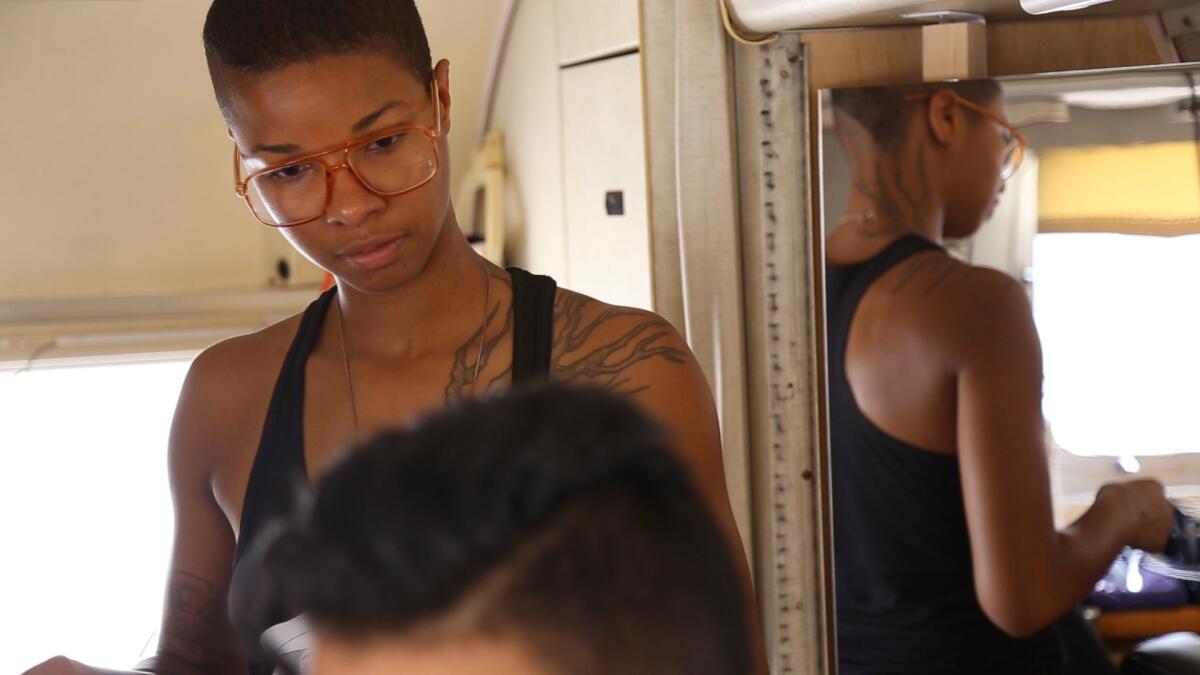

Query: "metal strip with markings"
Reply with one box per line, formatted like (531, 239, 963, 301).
(734, 35, 834, 675)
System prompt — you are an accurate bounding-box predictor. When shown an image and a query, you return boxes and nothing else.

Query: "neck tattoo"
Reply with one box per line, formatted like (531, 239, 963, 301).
(335, 261, 493, 439)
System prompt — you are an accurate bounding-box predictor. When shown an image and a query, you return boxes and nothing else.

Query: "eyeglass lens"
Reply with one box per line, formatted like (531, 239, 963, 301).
(246, 130, 437, 226)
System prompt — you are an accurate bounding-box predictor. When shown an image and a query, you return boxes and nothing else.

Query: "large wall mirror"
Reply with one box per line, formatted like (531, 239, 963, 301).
(818, 64, 1200, 673)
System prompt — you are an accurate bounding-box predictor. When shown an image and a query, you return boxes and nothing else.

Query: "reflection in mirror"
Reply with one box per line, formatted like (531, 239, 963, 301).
(819, 66, 1200, 674)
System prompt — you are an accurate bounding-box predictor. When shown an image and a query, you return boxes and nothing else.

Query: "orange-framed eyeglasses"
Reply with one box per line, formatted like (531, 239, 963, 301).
(233, 81, 443, 228)
(905, 91, 1027, 181)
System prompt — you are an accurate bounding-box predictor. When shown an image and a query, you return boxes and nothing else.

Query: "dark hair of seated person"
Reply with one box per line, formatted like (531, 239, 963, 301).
(230, 382, 752, 675)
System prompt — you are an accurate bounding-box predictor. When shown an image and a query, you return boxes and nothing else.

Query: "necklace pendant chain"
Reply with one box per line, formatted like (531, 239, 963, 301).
(472, 261, 492, 387)
(336, 260, 493, 441)
(336, 299, 360, 439)
(839, 209, 879, 226)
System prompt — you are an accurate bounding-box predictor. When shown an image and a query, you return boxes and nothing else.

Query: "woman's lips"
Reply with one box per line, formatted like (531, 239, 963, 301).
(340, 235, 405, 271)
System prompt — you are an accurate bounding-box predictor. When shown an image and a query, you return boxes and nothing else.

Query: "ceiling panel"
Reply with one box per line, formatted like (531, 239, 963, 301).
(728, 0, 1196, 32)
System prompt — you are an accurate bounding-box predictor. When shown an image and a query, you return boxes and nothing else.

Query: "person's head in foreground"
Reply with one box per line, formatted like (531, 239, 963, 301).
(231, 383, 752, 675)
(831, 78, 1022, 240)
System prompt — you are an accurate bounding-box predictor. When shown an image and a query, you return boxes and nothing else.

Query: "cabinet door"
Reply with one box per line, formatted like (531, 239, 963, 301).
(560, 53, 653, 311)
(555, 0, 639, 65)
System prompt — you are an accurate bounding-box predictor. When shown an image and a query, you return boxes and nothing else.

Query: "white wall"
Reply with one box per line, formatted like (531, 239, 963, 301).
(488, 0, 570, 281)
(1, 1, 267, 300)
(488, 0, 651, 298)
(0, 0, 501, 301)
(421, 0, 505, 212)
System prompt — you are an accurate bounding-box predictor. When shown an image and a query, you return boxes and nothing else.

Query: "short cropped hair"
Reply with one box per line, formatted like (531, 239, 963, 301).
(832, 79, 1002, 152)
(202, 0, 433, 109)
(231, 383, 752, 675)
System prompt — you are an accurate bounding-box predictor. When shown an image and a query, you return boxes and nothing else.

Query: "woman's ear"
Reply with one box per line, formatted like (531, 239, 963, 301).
(925, 89, 961, 147)
(434, 58, 452, 136)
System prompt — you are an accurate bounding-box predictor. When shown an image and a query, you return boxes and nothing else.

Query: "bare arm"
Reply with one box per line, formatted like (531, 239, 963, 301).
(147, 348, 251, 674)
(550, 292, 768, 672)
(622, 331, 770, 674)
(955, 274, 1172, 637)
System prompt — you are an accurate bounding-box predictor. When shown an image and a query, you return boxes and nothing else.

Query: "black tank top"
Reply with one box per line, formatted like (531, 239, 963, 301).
(230, 267, 557, 674)
(827, 237, 1063, 674)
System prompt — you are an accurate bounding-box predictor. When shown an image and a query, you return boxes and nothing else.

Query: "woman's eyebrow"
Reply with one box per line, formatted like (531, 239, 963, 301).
(351, 100, 409, 134)
(252, 142, 302, 155)
(249, 100, 413, 155)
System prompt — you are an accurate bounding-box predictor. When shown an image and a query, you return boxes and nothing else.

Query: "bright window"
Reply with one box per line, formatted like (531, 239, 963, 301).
(1033, 233, 1200, 457)
(0, 358, 191, 673)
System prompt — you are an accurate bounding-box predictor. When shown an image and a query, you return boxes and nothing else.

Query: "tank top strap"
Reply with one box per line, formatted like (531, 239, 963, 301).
(232, 272, 557, 674)
(508, 267, 557, 381)
(236, 269, 556, 565)
(826, 235, 942, 352)
(234, 287, 336, 564)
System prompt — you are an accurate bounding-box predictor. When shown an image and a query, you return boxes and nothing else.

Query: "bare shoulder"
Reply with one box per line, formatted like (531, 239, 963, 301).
(191, 316, 294, 377)
(881, 252, 1030, 339)
(170, 314, 303, 474)
(882, 250, 1016, 300)
(550, 289, 728, 518)
(550, 287, 692, 394)
(183, 314, 299, 415)
(888, 251, 1027, 319)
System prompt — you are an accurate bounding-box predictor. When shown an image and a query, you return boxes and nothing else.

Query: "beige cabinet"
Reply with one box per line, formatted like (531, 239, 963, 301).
(555, 0, 640, 65)
(560, 53, 653, 310)
(491, 0, 653, 310)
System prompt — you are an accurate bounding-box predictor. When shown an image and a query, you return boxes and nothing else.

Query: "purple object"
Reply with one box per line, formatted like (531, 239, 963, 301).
(1088, 549, 1189, 611)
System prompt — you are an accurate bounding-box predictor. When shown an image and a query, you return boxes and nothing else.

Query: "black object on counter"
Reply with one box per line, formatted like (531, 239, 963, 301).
(1165, 506, 1200, 566)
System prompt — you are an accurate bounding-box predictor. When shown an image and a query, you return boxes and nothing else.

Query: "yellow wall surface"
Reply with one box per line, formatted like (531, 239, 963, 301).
(1040, 142, 1200, 235)
(0, 0, 501, 301)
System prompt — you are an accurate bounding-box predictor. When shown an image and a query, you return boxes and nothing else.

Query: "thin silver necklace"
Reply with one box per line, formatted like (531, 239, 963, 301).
(839, 209, 878, 225)
(335, 261, 493, 439)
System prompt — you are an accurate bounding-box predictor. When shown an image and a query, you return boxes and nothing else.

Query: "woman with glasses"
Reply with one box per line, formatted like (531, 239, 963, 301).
(23, 2, 762, 674)
(823, 80, 1173, 674)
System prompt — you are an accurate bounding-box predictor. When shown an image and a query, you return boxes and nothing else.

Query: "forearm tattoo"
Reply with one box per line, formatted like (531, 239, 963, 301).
(157, 570, 236, 674)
